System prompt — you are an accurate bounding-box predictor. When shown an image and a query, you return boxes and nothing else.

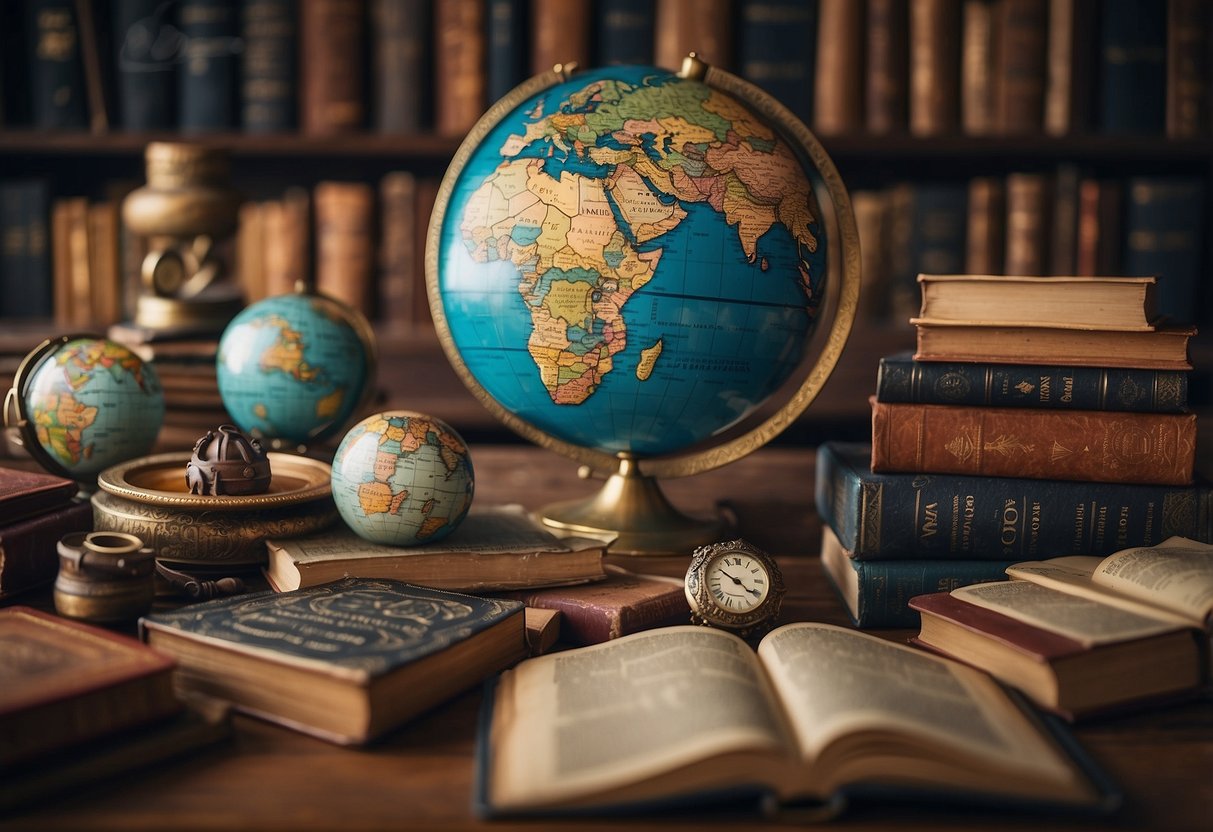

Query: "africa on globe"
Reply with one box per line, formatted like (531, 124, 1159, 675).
(5, 335, 165, 480)
(331, 411, 474, 546)
(217, 292, 374, 446)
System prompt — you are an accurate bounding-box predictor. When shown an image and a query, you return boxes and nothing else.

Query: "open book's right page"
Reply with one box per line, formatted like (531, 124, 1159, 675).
(1006, 537, 1213, 628)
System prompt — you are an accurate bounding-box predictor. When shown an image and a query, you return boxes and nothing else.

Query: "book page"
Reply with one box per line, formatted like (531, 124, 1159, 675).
(1007, 556, 1196, 627)
(952, 581, 1183, 648)
(756, 623, 1076, 783)
(1091, 537, 1213, 627)
(490, 626, 792, 808)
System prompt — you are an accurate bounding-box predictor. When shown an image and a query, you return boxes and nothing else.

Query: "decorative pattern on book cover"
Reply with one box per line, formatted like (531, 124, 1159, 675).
(816, 442, 1212, 560)
(871, 400, 1197, 486)
(141, 578, 523, 678)
(877, 354, 1188, 413)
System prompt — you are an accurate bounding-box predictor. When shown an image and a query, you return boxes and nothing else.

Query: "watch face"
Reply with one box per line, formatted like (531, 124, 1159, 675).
(706, 551, 770, 613)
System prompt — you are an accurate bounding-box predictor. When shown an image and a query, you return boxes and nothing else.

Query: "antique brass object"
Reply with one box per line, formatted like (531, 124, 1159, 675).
(684, 539, 786, 640)
(123, 143, 243, 331)
(92, 452, 337, 571)
(54, 531, 156, 623)
(186, 425, 272, 496)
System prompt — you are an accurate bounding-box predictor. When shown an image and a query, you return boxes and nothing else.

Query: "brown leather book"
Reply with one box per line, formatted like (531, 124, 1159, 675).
(262, 187, 311, 297)
(852, 190, 892, 321)
(1075, 178, 1122, 276)
(300, 0, 365, 134)
(993, 0, 1047, 133)
(0, 499, 92, 599)
(531, 0, 591, 74)
(654, 0, 734, 71)
(870, 398, 1197, 485)
(909, 0, 961, 135)
(0, 465, 77, 524)
(1166, 0, 1210, 139)
(314, 182, 375, 318)
(412, 177, 442, 327)
(960, 0, 996, 135)
(87, 200, 121, 326)
(965, 176, 1005, 274)
(865, 0, 908, 133)
(435, 0, 487, 137)
(814, 0, 864, 135)
(378, 171, 418, 330)
(1003, 172, 1050, 276)
(1043, 0, 1096, 135)
(914, 322, 1194, 370)
(1049, 164, 1080, 276)
(236, 201, 267, 302)
(0, 606, 179, 766)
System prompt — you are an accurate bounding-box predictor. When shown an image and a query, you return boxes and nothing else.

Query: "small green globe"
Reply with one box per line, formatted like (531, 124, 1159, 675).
(217, 292, 374, 446)
(331, 411, 474, 546)
(8, 336, 164, 480)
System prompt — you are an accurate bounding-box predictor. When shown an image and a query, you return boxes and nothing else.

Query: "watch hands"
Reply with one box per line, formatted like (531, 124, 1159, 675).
(720, 569, 762, 598)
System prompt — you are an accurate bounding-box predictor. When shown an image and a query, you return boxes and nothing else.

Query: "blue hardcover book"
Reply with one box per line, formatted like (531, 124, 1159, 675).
(28, 0, 89, 130)
(595, 0, 654, 66)
(0, 179, 52, 319)
(473, 625, 1119, 819)
(736, 0, 817, 124)
(177, 0, 238, 132)
(877, 352, 1189, 413)
(486, 0, 528, 104)
(816, 442, 1213, 561)
(140, 577, 527, 745)
(1123, 177, 1206, 326)
(1098, 0, 1165, 134)
(819, 525, 1015, 628)
(241, 0, 296, 132)
(113, 0, 176, 130)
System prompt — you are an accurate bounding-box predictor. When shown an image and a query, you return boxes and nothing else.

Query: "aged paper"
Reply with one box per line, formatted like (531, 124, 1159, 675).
(1092, 537, 1213, 626)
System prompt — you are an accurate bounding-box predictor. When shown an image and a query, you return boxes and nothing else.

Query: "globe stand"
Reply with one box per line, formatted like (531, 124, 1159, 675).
(538, 455, 724, 556)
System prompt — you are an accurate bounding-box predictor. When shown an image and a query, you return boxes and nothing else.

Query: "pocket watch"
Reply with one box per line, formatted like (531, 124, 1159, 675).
(684, 539, 786, 640)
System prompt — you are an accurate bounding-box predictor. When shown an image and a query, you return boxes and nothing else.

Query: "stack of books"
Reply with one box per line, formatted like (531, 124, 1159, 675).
(816, 274, 1208, 628)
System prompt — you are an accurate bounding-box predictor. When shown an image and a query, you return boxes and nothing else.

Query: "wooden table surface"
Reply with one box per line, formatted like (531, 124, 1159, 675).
(4, 444, 1212, 832)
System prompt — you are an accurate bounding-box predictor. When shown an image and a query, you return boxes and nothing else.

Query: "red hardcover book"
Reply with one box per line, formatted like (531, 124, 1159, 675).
(0, 499, 92, 599)
(0, 465, 78, 524)
(870, 398, 1197, 485)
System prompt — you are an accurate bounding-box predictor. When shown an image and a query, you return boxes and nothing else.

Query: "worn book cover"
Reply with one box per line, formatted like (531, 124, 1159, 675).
(1, 607, 179, 767)
(141, 577, 526, 744)
(0, 465, 78, 523)
(0, 499, 93, 598)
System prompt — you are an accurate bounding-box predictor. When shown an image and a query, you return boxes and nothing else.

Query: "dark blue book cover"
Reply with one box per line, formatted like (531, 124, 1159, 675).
(112, 0, 177, 130)
(1098, 0, 1165, 134)
(877, 353, 1189, 413)
(0, 179, 52, 319)
(372, 0, 426, 133)
(736, 0, 817, 125)
(241, 0, 296, 132)
(888, 184, 967, 315)
(815, 442, 1213, 561)
(1, 2, 32, 125)
(487, 0, 527, 104)
(27, 0, 89, 129)
(177, 0, 238, 132)
(1123, 177, 1205, 326)
(596, 0, 654, 66)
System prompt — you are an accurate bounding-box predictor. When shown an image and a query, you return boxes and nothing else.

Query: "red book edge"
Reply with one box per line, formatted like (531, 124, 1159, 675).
(908, 590, 1090, 662)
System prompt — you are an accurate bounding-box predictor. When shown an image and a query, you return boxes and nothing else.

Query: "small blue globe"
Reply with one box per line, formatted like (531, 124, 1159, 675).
(331, 411, 474, 546)
(217, 293, 373, 445)
(14, 336, 164, 479)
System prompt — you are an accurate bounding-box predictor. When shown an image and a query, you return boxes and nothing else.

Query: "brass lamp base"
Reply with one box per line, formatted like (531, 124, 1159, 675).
(539, 456, 725, 556)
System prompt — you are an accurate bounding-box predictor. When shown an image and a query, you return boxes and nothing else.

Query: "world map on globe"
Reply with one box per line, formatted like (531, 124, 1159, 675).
(217, 293, 371, 445)
(436, 65, 827, 457)
(331, 412, 474, 546)
(22, 337, 164, 478)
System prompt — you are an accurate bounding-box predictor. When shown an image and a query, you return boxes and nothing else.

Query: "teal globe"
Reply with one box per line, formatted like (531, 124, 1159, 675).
(331, 411, 474, 545)
(217, 293, 373, 445)
(433, 65, 828, 457)
(12, 336, 164, 479)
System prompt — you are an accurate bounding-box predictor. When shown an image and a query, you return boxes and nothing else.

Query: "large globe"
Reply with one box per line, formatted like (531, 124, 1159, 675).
(331, 411, 474, 545)
(433, 64, 829, 457)
(217, 293, 374, 445)
(11, 336, 164, 479)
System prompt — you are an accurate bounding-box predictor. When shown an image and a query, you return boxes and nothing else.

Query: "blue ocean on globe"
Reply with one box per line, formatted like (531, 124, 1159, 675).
(436, 65, 827, 456)
(217, 293, 371, 445)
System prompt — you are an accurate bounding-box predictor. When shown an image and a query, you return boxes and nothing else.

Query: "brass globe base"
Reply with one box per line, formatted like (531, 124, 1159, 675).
(538, 456, 725, 557)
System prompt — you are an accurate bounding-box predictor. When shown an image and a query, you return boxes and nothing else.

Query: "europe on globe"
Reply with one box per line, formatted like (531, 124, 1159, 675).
(331, 411, 474, 546)
(217, 292, 374, 446)
(7, 336, 165, 480)
(434, 64, 829, 458)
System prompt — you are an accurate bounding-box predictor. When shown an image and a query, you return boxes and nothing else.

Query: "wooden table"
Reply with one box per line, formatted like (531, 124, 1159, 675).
(4, 445, 1212, 831)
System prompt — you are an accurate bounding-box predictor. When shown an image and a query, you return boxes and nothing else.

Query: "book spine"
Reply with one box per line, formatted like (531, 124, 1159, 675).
(596, 0, 655, 66)
(0, 180, 52, 319)
(852, 190, 891, 322)
(1049, 163, 1080, 275)
(28, 0, 89, 129)
(177, 0, 238, 132)
(378, 171, 418, 328)
(1123, 177, 1205, 326)
(851, 558, 1015, 627)
(113, 0, 175, 130)
(262, 187, 310, 297)
(871, 400, 1198, 485)
(1075, 177, 1122, 276)
(1166, 0, 1210, 139)
(993, 0, 1046, 133)
(372, 0, 426, 133)
(964, 176, 1005, 274)
(435, 0, 486, 137)
(738, 0, 818, 126)
(0, 500, 92, 596)
(909, 0, 961, 136)
(814, 0, 863, 135)
(300, 0, 365, 135)
(865, 0, 906, 133)
(241, 0, 296, 132)
(815, 442, 1213, 560)
(911, 184, 967, 277)
(876, 355, 1190, 412)
(530, 0, 590, 76)
(1043, 0, 1096, 135)
(486, 0, 527, 105)
(960, 0, 995, 136)
(655, 0, 735, 72)
(1098, 0, 1166, 134)
(1003, 172, 1050, 276)
(1, 2, 32, 126)
(315, 182, 375, 319)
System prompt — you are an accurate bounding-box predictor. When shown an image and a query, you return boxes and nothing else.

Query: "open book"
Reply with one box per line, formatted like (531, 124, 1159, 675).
(911, 537, 1212, 719)
(477, 623, 1115, 818)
